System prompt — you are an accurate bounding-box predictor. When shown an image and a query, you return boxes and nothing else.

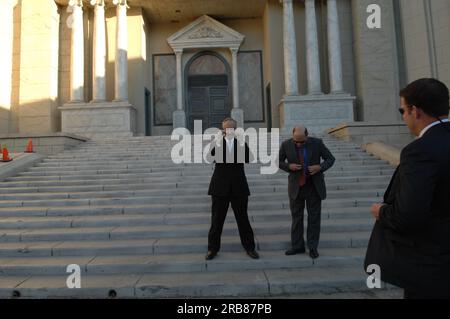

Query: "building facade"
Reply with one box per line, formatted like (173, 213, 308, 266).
(0, 0, 449, 139)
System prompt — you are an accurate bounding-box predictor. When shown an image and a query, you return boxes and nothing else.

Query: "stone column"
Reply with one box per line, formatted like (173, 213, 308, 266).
(231, 48, 240, 110)
(69, 0, 84, 102)
(230, 48, 244, 128)
(173, 49, 186, 129)
(0, 0, 14, 111)
(175, 50, 183, 111)
(91, 0, 106, 102)
(305, 0, 322, 94)
(113, 0, 128, 102)
(281, 0, 299, 96)
(327, 0, 344, 93)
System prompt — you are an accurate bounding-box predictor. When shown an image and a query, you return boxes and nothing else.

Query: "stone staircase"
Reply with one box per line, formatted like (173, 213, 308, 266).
(0, 134, 402, 298)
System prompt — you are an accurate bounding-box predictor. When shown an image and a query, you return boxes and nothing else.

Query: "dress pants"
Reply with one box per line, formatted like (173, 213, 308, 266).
(208, 195, 256, 252)
(289, 179, 322, 250)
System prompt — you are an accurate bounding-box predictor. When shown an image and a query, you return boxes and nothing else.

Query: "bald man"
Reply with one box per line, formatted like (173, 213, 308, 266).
(279, 126, 335, 259)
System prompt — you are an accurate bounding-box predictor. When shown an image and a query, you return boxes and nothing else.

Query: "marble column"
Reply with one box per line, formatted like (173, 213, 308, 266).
(305, 0, 322, 94)
(113, 0, 128, 102)
(175, 49, 183, 111)
(230, 48, 244, 128)
(173, 49, 186, 128)
(0, 0, 14, 110)
(69, 0, 84, 102)
(231, 48, 240, 109)
(91, 0, 106, 102)
(327, 0, 344, 93)
(281, 0, 299, 96)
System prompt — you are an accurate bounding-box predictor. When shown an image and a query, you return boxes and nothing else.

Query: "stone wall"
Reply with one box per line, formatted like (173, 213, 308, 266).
(399, 0, 450, 87)
(328, 121, 414, 149)
(18, 0, 61, 134)
(350, 0, 402, 122)
(0, 133, 87, 155)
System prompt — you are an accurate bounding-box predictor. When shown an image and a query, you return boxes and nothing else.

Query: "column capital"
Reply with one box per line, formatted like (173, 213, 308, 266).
(174, 49, 183, 55)
(112, 0, 128, 7)
(279, 0, 294, 5)
(230, 47, 239, 55)
(68, 0, 83, 7)
(90, 0, 105, 6)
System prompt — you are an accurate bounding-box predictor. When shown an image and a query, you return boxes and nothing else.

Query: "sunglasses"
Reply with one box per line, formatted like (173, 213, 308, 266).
(399, 104, 414, 115)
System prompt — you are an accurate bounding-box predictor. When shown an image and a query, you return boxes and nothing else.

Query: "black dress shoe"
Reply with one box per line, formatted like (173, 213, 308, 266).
(309, 248, 319, 259)
(246, 250, 260, 259)
(285, 248, 306, 256)
(205, 250, 217, 260)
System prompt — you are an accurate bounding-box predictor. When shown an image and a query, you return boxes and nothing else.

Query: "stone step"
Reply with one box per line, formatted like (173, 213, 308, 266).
(0, 232, 370, 257)
(0, 218, 374, 242)
(0, 266, 381, 298)
(44, 149, 367, 160)
(42, 151, 375, 161)
(0, 193, 384, 209)
(17, 165, 392, 178)
(41, 155, 376, 163)
(16, 165, 393, 177)
(55, 143, 362, 150)
(29, 160, 390, 171)
(0, 175, 392, 189)
(0, 188, 385, 202)
(0, 208, 373, 229)
(5, 168, 395, 182)
(0, 135, 397, 298)
(0, 181, 389, 195)
(45, 152, 370, 161)
(0, 248, 367, 276)
(0, 197, 382, 213)
(33, 158, 387, 169)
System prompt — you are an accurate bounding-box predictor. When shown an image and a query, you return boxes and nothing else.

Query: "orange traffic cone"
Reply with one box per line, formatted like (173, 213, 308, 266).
(25, 139, 34, 153)
(2, 147, 12, 162)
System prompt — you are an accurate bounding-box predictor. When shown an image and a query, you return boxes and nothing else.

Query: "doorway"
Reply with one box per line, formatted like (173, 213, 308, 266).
(186, 52, 231, 132)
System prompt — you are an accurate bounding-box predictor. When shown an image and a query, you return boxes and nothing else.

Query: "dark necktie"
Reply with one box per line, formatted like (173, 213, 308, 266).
(298, 147, 306, 187)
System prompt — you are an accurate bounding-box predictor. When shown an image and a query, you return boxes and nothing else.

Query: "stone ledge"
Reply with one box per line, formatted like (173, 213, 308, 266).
(0, 132, 88, 141)
(327, 121, 414, 149)
(0, 153, 45, 182)
(280, 94, 355, 134)
(59, 102, 137, 140)
(0, 133, 88, 155)
(362, 142, 401, 167)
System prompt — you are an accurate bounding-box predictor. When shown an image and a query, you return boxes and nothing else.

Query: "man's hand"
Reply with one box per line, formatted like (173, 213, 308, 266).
(308, 165, 321, 175)
(214, 131, 223, 147)
(371, 204, 384, 220)
(235, 130, 245, 147)
(289, 164, 302, 171)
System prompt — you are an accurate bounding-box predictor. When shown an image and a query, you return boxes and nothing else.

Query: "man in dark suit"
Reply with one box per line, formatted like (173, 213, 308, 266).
(205, 118, 259, 260)
(279, 125, 335, 259)
(365, 78, 450, 299)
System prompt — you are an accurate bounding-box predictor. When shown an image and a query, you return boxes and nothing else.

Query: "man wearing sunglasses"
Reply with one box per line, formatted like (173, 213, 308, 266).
(279, 125, 335, 259)
(365, 78, 450, 299)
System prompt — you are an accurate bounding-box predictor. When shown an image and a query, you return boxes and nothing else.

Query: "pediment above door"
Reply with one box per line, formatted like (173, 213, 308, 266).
(167, 15, 245, 51)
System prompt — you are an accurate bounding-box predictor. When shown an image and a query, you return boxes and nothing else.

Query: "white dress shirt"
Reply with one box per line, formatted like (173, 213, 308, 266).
(225, 136, 234, 153)
(419, 119, 450, 138)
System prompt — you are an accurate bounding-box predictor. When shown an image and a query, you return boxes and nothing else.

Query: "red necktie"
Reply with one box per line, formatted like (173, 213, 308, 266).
(299, 147, 306, 187)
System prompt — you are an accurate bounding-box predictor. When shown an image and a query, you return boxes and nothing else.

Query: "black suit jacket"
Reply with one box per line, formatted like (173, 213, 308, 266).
(278, 137, 335, 200)
(365, 122, 450, 295)
(207, 138, 253, 197)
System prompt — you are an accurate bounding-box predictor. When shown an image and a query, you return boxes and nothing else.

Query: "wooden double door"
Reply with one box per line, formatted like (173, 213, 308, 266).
(187, 74, 231, 132)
